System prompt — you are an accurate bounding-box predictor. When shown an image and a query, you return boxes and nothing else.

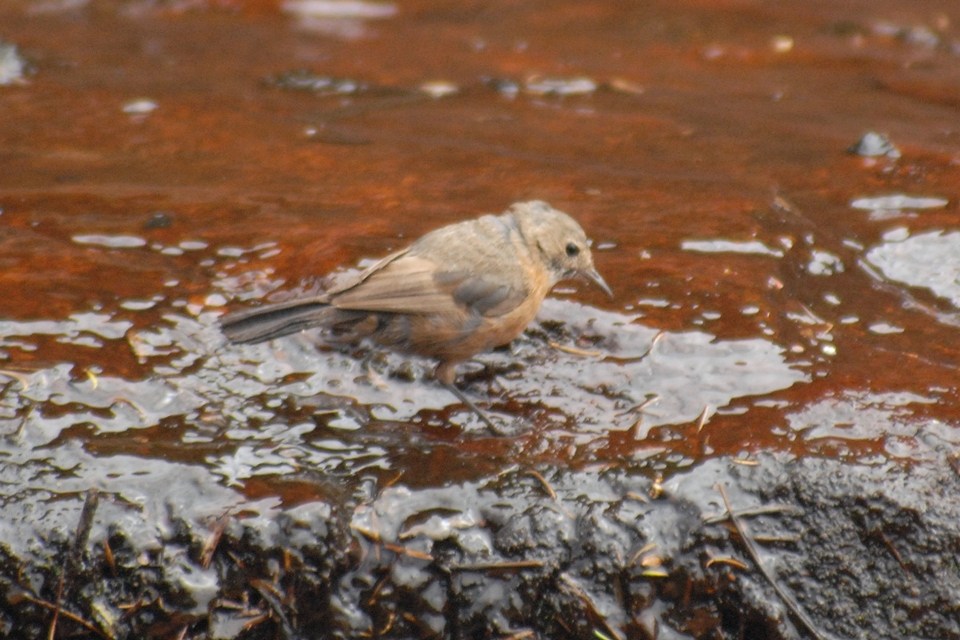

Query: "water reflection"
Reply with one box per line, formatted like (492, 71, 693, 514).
(786, 390, 941, 460)
(2, 264, 810, 500)
(867, 229, 960, 307)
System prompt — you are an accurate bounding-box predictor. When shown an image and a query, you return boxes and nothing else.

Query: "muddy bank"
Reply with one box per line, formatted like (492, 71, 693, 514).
(3, 453, 958, 639)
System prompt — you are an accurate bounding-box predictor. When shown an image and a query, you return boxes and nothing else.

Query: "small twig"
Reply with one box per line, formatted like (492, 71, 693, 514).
(110, 397, 149, 422)
(240, 612, 270, 633)
(365, 573, 391, 608)
(50, 489, 101, 639)
(751, 534, 802, 545)
(558, 573, 624, 640)
(717, 484, 830, 640)
(0, 368, 33, 390)
(695, 405, 712, 433)
(351, 524, 383, 543)
(18, 591, 108, 639)
(209, 598, 251, 613)
(201, 512, 230, 569)
(72, 489, 100, 568)
(875, 530, 909, 573)
(13, 404, 33, 440)
(603, 331, 665, 364)
(375, 610, 397, 636)
(703, 503, 804, 525)
(382, 542, 433, 561)
(634, 546, 668, 578)
(250, 579, 296, 640)
(948, 452, 960, 477)
(226, 550, 246, 569)
(448, 559, 545, 572)
(47, 573, 64, 640)
(615, 394, 659, 418)
(117, 592, 158, 616)
(103, 538, 116, 577)
(627, 542, 657, 567)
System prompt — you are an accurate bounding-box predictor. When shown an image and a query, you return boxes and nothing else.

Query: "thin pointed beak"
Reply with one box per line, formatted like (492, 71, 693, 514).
(583, 268, 613, 298)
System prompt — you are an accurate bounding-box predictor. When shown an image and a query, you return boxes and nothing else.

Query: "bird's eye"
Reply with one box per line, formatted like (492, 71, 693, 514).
(565, 242, 580, 257)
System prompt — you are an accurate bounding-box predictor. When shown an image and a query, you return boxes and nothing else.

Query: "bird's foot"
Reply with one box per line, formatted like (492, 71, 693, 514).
(441, 382, 515, 436)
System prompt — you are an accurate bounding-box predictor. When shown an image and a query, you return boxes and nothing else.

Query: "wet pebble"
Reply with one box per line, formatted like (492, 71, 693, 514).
(850, 193, 948, 211)
(0, 41, 28, 86)
(72, 234, 148, 248)
(122, 98, 158, 115)
(267, 70, 367, 95)
(419, 80, 458, 98)
(144, 211, 173, 229)
(847, 131, 901, 158)
(282, 0, 398, 20)
(524, 75, 597, 96)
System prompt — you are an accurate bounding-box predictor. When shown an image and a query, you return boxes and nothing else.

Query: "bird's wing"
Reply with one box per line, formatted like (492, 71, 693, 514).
(331, 253, 529, 317)
(323, 247, 411, 297)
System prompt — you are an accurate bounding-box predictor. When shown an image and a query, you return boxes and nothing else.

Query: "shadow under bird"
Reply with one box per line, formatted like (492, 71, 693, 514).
(220, 200, 612, 431)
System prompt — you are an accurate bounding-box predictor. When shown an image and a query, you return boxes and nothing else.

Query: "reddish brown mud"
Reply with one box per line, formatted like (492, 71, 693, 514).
(2, 1, 960, 638)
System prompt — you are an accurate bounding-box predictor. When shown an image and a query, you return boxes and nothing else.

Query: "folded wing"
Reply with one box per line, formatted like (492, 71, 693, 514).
(332, 254, 528, 318)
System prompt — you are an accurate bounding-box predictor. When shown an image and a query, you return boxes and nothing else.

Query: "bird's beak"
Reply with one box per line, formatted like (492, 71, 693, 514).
(582, 268, 613, 298)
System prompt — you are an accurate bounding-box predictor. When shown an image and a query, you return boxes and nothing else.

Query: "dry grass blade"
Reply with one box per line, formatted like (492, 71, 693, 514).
(110, 397, 149, 421)
(717, 484, 831, 640)
(695, 405, 712, 432)
(524, 469, 558, 501)
(627, 542, 657, 567)
(351, 524, 382, 543)
(0, 368, 32, 390)
(548, 340, 603, 357)
(705, 556, 749, 570)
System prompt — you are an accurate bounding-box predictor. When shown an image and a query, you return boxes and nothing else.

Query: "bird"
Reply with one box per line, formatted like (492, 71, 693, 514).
(220, 200, 611, 431)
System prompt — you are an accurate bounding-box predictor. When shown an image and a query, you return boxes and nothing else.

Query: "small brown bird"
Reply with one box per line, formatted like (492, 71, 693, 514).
(221, 200, 611, 430)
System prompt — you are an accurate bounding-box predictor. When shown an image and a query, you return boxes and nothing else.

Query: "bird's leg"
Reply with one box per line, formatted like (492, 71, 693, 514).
(435, 361, 506, 435)
(361, 353, 390, 391)
(440, 381, 506, 434)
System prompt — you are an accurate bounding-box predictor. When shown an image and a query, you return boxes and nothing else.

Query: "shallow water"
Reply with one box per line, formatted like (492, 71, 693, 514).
(2, 0, 960, 516)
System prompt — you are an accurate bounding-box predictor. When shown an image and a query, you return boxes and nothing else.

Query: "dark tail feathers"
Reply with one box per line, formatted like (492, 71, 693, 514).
(220, 299, 334, 344)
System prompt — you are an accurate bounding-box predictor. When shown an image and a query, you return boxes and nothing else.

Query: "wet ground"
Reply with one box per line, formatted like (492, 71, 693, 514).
(2, 0, 960, 638)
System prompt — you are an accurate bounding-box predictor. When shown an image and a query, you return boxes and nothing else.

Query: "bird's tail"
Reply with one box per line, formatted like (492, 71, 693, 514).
(220, 297, 336, 344)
